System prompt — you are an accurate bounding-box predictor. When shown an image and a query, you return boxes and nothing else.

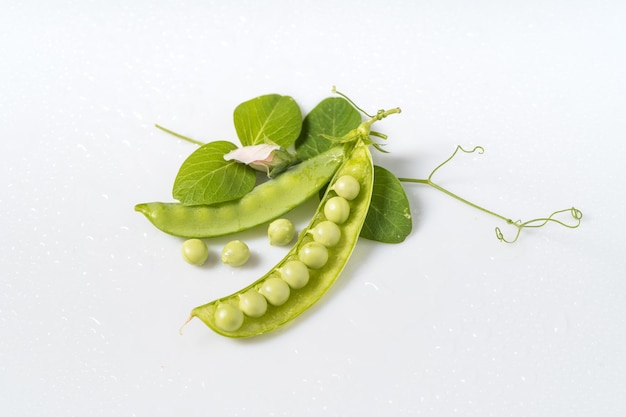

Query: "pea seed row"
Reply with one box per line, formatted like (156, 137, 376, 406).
(189, 143, 375, 337)
(213, 182, 358, 331)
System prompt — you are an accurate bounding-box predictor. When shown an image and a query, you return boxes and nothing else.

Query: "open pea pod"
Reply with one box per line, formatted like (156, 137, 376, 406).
(186, 106, 401, 338)
(189, 142, 374, 337)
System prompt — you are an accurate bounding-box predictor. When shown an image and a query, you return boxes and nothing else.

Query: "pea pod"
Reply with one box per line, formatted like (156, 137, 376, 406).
(134, 145, 349, 238)
(189, 141, 374, 337)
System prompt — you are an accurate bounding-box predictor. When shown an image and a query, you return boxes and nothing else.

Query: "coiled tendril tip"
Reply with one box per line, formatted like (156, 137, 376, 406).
(399, 145, 583, 243)
(495, 207, 583, 243)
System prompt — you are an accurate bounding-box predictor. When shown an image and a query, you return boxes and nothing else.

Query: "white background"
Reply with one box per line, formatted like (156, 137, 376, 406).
(2, 1, 625, 416)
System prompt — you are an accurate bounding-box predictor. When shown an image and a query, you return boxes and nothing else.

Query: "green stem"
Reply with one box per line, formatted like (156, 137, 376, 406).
(398, 145, 583, 243)
(332, 86, 402, 136)
(359, 108, 402, 137)
(398, 177, 511, 224)
(155, 124, 205, 146)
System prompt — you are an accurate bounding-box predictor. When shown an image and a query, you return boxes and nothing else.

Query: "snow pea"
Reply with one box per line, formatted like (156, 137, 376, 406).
(134, 145, 349, 238)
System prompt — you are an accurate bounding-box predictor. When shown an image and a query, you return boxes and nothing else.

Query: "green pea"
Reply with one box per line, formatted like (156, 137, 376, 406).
(238, 290, 267, 317)
(214, 304, 244, 332)
(324, 196, 350, 224)
(310, 220, 342, 247)
(258, 277, 290, 306)
(299, 241, 329, 269)
(279, 260, 309, 289)
(221, 240, 250, 267)
(268, 218, 295, 246)
(181, 238, 209, 266)
(332, 175, 360, 200)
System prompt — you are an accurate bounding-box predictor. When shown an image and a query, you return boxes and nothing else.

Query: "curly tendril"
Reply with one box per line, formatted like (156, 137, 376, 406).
(428, 145, 484, 180)
(399, 145, 583, 243)
(495, 207, 583, 243)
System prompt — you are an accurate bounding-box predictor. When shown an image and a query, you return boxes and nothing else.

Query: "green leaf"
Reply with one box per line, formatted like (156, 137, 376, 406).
(233, 94, 302, 148)
(172, 141, 256, 205)
(295, 97, 362, 160)
(360, 165, 413, 243)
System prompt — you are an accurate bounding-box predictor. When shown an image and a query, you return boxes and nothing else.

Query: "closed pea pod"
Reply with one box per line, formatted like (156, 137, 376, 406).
(186, 107, 400, 338)
(134, 145, 349, 238)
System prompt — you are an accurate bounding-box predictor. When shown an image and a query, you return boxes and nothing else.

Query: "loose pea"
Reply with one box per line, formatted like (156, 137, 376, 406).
(310, 220, 342, 247)
(181, 238, 209, 266)
(324, 196, 350, 224)
(268, 218, 295, 246)
(214, 304, 244, 331)
(299, 241, 329, 269)
(238, 290, 267, 317)
(332, 175, 360, 200)
(279, 260, 309, 289)
(221, 240, 250, 266)
(258, 277, 290, 306)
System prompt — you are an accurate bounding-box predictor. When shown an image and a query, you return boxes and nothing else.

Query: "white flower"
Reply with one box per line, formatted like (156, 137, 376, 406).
(224, 144, 295, 177)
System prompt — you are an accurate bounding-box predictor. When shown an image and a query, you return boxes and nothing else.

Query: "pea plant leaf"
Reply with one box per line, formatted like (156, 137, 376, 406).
(233, 94, 302, 148)
(295, 97, 362, 160)
(172, 140, 256, 205)
(360, 165, 413, 243)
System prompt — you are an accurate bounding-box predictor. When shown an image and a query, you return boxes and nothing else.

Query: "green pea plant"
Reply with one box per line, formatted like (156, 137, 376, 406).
(135, 88, 583, 338)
